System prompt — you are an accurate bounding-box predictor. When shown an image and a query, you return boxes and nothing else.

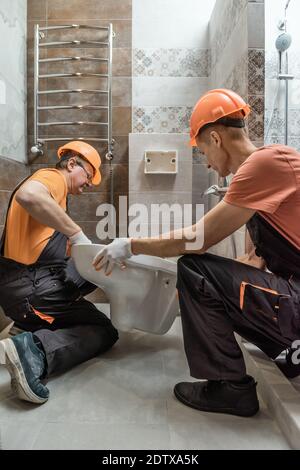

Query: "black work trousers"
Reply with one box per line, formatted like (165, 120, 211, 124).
(2, 259, 118, 377)
(176, 254, 300, 381)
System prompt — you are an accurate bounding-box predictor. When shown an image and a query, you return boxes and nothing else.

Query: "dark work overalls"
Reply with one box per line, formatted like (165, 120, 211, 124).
(0, 176, 118, 377)
(177, 213, 300, 381)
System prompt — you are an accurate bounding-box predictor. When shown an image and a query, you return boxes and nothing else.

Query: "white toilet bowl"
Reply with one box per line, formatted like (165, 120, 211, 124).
(71, 244, 179, 334)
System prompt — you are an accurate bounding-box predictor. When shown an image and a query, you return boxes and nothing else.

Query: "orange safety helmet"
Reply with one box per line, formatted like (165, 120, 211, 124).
(189, 89, 251, 147)
(57, 141, 102, 185)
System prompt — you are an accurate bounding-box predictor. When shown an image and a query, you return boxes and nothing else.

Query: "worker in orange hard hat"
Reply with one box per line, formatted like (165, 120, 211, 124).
(188, 88, 252, 177)
(0, 140, 118, 405)
(93, 88, 300, 417)
(188, 88, 251, 147)
(57, 140, 102, 186)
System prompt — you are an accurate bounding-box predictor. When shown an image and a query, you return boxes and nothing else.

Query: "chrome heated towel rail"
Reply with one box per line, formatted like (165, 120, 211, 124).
(31, 24, 114, 159)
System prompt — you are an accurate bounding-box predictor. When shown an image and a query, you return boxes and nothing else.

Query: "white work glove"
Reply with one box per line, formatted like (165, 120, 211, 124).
(92, 238, 132, 276)
(69, 230, 92, 245)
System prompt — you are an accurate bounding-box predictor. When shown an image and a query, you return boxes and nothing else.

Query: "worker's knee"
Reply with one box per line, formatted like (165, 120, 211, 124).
(177, 255, 205, 294)
(77, 321, 118, 357)
(177, 253, 211, 275)
(177, 254, 221, 298)
(97, 322, 119, 354)
(106, 322, 119, 347)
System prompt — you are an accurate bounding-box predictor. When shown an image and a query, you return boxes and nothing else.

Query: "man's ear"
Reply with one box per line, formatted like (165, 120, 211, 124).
(66, 157, 77, 172)
(210, 130, 222, 148)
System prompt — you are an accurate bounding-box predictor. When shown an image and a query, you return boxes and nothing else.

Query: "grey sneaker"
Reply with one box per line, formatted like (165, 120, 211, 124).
(0, 332, 49, 404)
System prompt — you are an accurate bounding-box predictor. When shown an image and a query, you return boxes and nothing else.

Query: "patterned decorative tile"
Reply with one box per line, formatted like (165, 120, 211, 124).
(133, 49, 210, 77)
(265, 135, 300, 152)
(265, 108, 300, 140)
(286, 51, 300, 78)
(265, 108, 285, 138)
(265, 52, 278, 80)
(287, 138, 300, 151)
(266, 50, 300, 80)
(264, 135, 285, 146)
(248, 49, 265, 95)
(249, 94, 265, 115)
(248, 95, 265, 140)
(132, 106, 193, 133)
(288, 109, 300, 136)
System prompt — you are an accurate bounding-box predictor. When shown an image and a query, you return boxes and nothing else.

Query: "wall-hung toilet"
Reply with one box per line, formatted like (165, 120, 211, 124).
(72, 244, 179, 334)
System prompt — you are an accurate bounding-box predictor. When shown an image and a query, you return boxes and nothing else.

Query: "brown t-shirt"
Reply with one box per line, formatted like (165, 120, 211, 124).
(4, 169, 68, 265)
(224, 145, 300, 249)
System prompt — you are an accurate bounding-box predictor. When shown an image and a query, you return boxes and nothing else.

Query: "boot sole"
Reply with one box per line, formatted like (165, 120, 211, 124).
(174, 387, 259, 417)
(0, 338, 48, 404)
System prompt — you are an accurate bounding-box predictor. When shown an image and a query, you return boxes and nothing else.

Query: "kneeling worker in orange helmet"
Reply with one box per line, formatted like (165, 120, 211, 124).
(0, 141, 118, 404)
(93, 89, 300, 417)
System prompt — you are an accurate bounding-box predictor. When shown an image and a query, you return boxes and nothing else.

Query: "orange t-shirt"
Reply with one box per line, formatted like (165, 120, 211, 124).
(4, 169, 68, 265)
(224, 145, 300, 249)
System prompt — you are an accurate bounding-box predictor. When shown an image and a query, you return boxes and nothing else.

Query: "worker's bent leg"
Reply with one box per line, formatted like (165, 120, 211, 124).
(10, 298, 118, 378)
(34, 322, 118, 377)
(177, 254, 246, 380)
(0, 299, 118, 403)
(177, 253, 297, 381)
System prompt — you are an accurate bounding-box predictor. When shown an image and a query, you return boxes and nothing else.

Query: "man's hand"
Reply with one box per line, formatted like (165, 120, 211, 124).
(69, 230, 92, 245)
(92, 238, 132, 276)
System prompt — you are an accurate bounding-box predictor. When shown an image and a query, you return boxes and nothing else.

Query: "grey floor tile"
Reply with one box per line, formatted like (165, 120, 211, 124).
(169, 413, 290, 450)
(0, 368, 13, 403)
(0, 318, 291, 449)
(32, 422, 171, 450)
(0, 421, 44, 450)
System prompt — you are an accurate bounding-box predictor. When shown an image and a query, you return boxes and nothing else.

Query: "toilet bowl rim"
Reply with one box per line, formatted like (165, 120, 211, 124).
(71, 243, 178, 275)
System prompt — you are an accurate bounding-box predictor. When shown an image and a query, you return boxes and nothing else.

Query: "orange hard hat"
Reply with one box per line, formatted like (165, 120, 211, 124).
(189, 89, 251, 147)
(57, 141, 102, 185)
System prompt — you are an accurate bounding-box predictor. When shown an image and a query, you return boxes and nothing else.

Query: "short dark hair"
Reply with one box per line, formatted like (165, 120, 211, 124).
(196, 110, 248, 144)
(56, 150, 86, 170)
(198, 116, 245, 136)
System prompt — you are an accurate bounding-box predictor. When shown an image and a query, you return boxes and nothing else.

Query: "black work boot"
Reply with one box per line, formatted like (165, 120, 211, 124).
(174, 375, 259, 417)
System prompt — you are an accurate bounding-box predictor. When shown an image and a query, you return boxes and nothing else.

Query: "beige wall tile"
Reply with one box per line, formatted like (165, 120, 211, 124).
(27, 0, 47, 21)
(112, 78, 132, 106)
(45, 20, 132, 48)
(112, 107, 132, 135)
(0, 158, 29, 190)
(47, 0, 132, 21)
(113, 49, 132, 76)
(68, 191, 126, 221)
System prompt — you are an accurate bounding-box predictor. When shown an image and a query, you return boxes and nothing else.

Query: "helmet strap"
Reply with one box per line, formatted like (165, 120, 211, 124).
(216, 117, 246, 128)
(60, 150, 79, 162)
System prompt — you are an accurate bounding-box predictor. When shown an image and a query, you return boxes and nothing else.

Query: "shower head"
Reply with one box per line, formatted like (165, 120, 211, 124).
(275, 32, 292, 52)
